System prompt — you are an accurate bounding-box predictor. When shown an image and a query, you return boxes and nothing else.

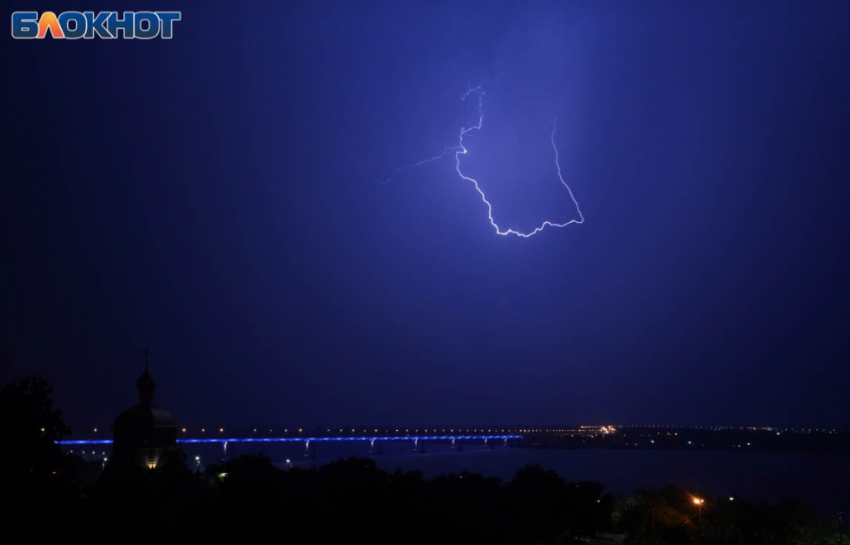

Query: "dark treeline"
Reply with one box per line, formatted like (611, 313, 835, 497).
(2, 376, 848, 544)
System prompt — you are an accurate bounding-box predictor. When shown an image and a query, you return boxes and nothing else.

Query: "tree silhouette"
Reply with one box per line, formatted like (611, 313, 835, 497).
(0, 375, 71, 477)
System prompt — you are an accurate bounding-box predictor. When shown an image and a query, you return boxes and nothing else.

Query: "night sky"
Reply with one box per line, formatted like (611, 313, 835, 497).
(3, 1, 849, 431)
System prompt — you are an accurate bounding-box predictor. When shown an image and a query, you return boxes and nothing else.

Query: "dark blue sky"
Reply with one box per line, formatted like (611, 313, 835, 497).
(3, 1, 849, 430)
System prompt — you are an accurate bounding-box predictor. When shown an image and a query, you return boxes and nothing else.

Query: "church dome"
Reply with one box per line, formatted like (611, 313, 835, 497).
(114, 404, 177, 431)
(111, 360, 178, 460)
(136, 365, 156, 393)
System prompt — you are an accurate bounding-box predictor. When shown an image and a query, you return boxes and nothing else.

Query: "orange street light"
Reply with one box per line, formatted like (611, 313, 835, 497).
(692, 498, 705, 524)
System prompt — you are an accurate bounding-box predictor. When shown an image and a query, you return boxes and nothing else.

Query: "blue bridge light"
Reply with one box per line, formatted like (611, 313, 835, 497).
(59, 434, 523, 446)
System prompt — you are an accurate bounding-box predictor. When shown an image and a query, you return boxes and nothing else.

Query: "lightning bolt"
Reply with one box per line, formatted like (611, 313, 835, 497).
(384, 86, 584, 237)
(379, 146, 461, 185)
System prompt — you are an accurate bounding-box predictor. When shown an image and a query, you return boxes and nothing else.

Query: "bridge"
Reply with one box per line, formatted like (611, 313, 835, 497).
(61, 433, 524, 459)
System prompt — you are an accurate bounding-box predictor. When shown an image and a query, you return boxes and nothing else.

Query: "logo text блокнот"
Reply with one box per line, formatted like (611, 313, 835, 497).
(11, 11, 181, 39)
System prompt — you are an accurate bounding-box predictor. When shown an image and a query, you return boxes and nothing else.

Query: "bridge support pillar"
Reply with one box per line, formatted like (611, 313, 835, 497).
(304, 440, 317, 459)
(450, 437, 462, 451)
(413, 438, 425, 453)
(369, 439, 382, 456)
